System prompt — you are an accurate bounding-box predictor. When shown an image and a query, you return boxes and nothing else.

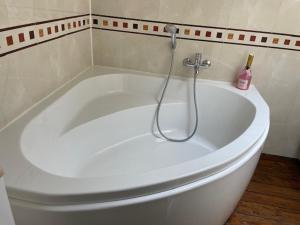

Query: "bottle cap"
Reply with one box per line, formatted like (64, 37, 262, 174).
(246, 54, 254, 69)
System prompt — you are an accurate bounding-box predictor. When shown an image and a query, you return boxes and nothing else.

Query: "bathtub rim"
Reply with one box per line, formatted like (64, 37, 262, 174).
(9, 125, 269, 210)
(0, 67, 270, 205)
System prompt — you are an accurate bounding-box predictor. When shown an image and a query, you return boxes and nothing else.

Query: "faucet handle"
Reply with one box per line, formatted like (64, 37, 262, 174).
(183, 58, 195, 67)
(202, 60, 211, 67)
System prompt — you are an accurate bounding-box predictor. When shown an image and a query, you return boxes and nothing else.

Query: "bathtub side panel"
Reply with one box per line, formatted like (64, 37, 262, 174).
(10, 148, 262, 225)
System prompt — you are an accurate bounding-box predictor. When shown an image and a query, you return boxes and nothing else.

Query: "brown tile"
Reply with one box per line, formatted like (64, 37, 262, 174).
(227, 33, 234, 40)
(6, 36, 13, 46)
(143, 25, 148, 31)
(47, 27, 52, 35)
(239, 34, 245, 41)
(103, 20, 108, 26)
(55, 25, 59, 33)
(206, 31, 211, 37)
(250, 35, 256, 42)
(87, 19, 90, 25)
(61, 24, 65, 31)
(39, 29, 44, 37)
(272, 38, 279, 44)
(113, 21, 118, 27)
(83, 20, 86, 26)
(68, 23, 71, 29)
(184, 29, 190, 35)
(123, 22, 128, 28)
(284, 39, 290, 45)
(73, 21, 76, 28)
(195, 30, 201, 36)
(296, 41, 300, 46)
(29, 31, 35, 40)
(78, 21, 81, 27)
(153, 25, 159, 32)
(18, 33, 25, 43)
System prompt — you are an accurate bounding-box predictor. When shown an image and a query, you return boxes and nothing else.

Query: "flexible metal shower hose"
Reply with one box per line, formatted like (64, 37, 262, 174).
(155, 49, 199, 142)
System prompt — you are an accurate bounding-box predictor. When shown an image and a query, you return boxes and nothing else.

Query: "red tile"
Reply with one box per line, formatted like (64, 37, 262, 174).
(239, 34, 245, 41)
(250, 35, 256, 42)
(206, 31, 211, 37)
(47, 27, 52, 35)
(6, 36, 13, 46)
(18, 33, 25, 43)
(123, 22, 128, 28)
(153, 26, 159, 32)
(113, 21, 118, 27)
(296, 41, 300, 46)
(284, 39, 290, 45)
(195, 30, 200, 36)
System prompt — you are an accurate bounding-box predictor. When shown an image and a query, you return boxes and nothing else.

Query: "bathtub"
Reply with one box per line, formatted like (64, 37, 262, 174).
(0, 67, 269, 225)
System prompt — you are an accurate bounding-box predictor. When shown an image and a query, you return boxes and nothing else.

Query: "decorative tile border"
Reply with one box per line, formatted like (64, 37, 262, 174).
(0, 14, 90, 57)
(92, 14, 300, 52)
(1, 13, 300, 57)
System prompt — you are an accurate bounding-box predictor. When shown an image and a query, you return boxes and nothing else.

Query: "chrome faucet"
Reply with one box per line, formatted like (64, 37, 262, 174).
(183, 53, 211, 74)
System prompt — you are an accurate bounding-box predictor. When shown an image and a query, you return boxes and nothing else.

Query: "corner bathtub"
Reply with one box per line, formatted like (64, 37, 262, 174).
(0, 71, 269, 225)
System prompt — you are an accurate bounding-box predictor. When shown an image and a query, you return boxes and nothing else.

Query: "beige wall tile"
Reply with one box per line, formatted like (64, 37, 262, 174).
(158, 0, 233, 27)
(0, 0, 90, 29)
(228, 0, 282, 31)
(0, 0, 92, 129)
(92, 0, 160, 20)
(273, 0, 300, 35)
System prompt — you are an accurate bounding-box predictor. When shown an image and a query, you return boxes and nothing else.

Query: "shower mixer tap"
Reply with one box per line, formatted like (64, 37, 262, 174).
(183, 53, 211, 74)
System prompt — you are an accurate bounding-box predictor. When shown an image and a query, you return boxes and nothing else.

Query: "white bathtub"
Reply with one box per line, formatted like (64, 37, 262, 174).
(0, 67, 269, 225)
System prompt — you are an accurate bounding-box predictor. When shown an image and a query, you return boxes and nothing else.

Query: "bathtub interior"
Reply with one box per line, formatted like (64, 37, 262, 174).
(20, 74, 256, 178)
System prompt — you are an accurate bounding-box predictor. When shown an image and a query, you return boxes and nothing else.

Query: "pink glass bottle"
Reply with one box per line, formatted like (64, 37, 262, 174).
(236, 54, 254, 90)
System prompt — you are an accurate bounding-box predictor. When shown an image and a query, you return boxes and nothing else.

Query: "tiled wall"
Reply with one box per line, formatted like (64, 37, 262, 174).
(0, 0, 92, 128)
(92, 0, 300, 158)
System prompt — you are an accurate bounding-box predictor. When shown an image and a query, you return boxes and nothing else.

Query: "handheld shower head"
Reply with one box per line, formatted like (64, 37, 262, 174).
(164, 24, 177, 49)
